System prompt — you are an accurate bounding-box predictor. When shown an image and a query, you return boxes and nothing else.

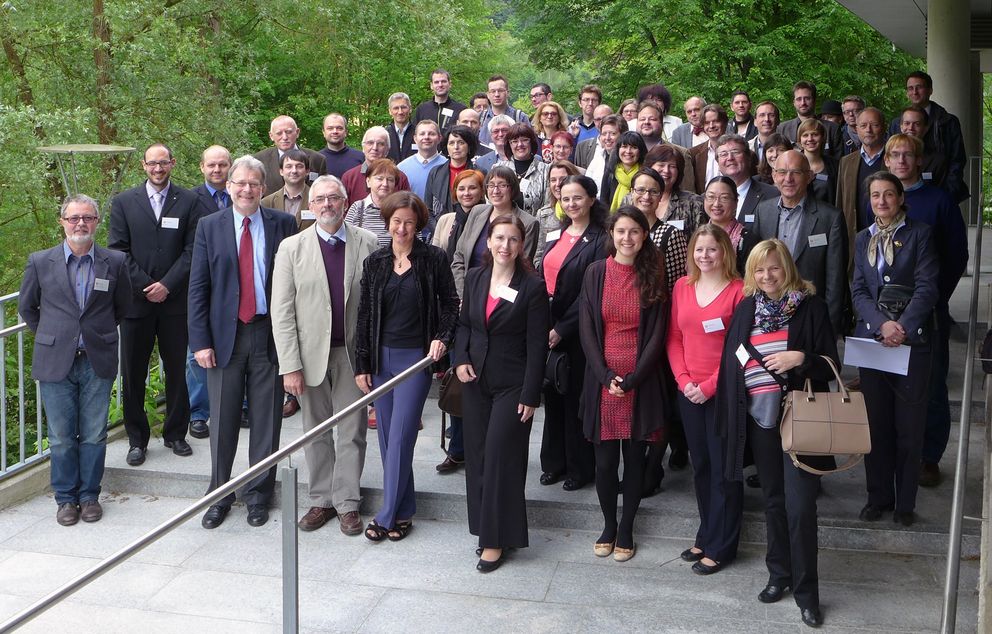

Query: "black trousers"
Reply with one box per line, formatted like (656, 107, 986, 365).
(120, 313, 190, 447)
(860, 345, 932, 513)
(206, 319, 282, 508)
(463, 375, 532, 549)
(540, 337, 595, 483)
(749, 418, 821, 610)
(679, 394, 742, 563)
(594, 438, 646, 549)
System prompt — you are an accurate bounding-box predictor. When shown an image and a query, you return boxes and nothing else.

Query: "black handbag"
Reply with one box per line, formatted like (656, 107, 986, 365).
(877, 284, 929, 344)
(544, 349, 570, 395)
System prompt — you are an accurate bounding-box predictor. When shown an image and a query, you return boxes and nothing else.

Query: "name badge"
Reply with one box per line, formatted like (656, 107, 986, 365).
(922, 172, 933, 180)
(735, 343, 750, 368)
(308, 171, 319, 182)
(441, 107, 454, 117)
(161, 217, 179, 229)
(301, 210, 316, 220)
(744, 214, 755, 224)
(93, 278, 110, 292)
(815, 173, 829, 182)
(545, 229, 561, 242)
(666, 220, 685, 231)
(702, 317, 724, 333)
(808, 233, 828, 248)
(496, 285, 518, 303)
(411, 143, 419, 151)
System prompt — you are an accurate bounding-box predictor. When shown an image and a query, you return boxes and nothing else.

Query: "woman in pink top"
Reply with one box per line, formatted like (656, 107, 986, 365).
(666, 223, 745, 576)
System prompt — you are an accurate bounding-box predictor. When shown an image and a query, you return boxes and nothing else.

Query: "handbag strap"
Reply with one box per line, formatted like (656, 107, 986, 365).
(789, 452, 864, 475)
(743, 340, 788, 389)
(440, 410, 447, 452)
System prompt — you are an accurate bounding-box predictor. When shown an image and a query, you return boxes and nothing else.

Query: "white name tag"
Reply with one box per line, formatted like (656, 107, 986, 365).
(545, 229, 561, 242)
(808, 233, 827, 248)
(922, 172, 933, 180)
(496, 285, 518, 303)
(308, 171, 319, 182)
(411, 144, 419, 151)
(666, 220, 685, 231)
(93, 278, 110, 292)
(702, 317, 724, 333)
(735, 343, 750, 367)
(441, 107, 454, 117)
(744, 214, 755, 224)
(161, 217, 179, 229)
(815, 173, 828, 182)
(301, 210, 316, 220)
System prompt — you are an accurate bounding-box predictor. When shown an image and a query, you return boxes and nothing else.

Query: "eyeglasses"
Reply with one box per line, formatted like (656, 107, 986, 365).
(887, 151, 917, 161)
(230, 179, 263, 189)
(716, 150, 744, 159)
(62, 215, 99, 224)
(552, 144, 572, 152)
(530, 92, 547, 99)
(704, 194, 735, 204)
(311, 195, 346, 206)
(487, 183, 510, 191)
(541, 111, 558, 118)
(143, 160, 173, 168)
(579, 97, 599, 104)
(632, 187, 661, 196)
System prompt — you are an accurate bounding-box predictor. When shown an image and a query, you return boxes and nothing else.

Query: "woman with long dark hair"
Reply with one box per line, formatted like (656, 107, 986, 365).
(579, 206, 670, 562)
(600, 131, 647, 213)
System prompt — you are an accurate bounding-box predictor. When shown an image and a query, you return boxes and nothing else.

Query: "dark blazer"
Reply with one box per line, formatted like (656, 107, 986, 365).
(889, 101, 968, 203)
(777, 117, 843, 161)
(730, 118, 758, 142)
(851, 218, 939, 345)
(108, 181, 207, 318)
(573, 138, 601, 169)
(187, 206, 298, 368)
(753, 196, 848, 334)
(578, 259, 670, 443)
(715, 294, 839, 481)
(387, 123, 417, 164)
(452, 266, 549, 407)
(737, 177, 779, 227)
(253, 146, 327, 195)
(538, 224, 608, 341)
(414, 98, 467, 134)
(19, 244, 132, 382)
(423, 162, 454, 234)
(192, 183, 225, 215)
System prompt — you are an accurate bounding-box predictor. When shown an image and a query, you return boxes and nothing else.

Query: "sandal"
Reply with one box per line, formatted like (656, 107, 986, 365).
(364, 520, 388, 542)
(387, 520, 413, 541)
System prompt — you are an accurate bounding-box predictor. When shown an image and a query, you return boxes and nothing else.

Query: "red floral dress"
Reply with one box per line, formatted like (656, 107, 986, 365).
(599, 257, 646, 440)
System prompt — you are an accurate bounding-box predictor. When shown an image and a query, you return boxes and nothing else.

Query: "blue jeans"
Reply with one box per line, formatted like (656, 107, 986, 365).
(39, 354, 114, 505)
(186, 348, 210, 421)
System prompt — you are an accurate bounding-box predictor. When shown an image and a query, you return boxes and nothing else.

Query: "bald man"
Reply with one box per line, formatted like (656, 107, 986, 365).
(254, 115, 327, 194)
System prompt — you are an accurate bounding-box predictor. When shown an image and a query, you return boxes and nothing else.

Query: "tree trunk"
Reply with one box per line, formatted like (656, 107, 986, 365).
(93, 0, 116, 146)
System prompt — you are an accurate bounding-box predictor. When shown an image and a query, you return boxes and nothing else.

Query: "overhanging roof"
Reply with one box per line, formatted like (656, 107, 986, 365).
(836, 0, 992, 58)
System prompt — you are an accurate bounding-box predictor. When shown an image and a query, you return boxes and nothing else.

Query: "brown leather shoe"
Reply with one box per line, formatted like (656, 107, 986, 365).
(282, 396, 300, 418)
(298, 506, 336, 532)
(339, 510, 363, 536)
(56, 503, 79, 526)
(435, 455, 464, 473)
(80, 500, 103, 523)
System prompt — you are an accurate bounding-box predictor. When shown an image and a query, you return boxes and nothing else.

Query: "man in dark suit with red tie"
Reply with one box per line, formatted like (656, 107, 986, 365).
(108, 143, 208, 467)
(188, 155, 298, 529)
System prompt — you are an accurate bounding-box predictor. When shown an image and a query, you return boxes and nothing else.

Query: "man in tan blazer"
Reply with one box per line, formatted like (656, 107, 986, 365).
(271, 175, 378, 535)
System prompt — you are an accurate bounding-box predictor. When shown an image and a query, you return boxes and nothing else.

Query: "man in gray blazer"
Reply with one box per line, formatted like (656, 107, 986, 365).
(19, 195, 132, 526)
(752, 150, 847, 334)
(714, 134, 778, 229)
(271, 175, 378, 535)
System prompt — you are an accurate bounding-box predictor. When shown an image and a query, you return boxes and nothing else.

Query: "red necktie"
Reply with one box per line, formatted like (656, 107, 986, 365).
(238, 216, 256, 323)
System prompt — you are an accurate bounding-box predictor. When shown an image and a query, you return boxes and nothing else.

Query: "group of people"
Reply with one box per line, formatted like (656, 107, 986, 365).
(17, 67, 970, 630)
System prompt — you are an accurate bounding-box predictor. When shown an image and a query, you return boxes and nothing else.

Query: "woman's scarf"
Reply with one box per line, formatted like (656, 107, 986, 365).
(753, 289, 809, 333)
(610, 163, 639, 212)
(866, 212, 906, 267)
(554, 200, 565, 220)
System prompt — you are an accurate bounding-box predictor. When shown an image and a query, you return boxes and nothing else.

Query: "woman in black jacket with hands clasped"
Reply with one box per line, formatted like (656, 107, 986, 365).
(579, 206, 670, 563)
(715, 239, 838, 629)
(453, 215, 549, 573)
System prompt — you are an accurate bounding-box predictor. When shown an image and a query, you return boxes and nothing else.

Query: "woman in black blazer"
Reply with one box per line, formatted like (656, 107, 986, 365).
(453, 215, 549, 573)
(579, 206, 670, 563)
(852, 171, 939, 527)
(715, 239, 838, 629)
(538, 175, 609, 491)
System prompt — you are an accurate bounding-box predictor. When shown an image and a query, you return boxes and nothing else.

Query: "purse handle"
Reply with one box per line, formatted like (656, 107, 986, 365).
(790, 452, 863, 475)
(801, 355, 849, 403)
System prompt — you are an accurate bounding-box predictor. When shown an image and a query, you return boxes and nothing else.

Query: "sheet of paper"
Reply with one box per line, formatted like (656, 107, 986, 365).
(843, 337, 910, 376)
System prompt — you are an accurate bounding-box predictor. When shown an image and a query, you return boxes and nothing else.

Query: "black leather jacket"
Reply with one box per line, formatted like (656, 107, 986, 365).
(355, 239, 460, 375)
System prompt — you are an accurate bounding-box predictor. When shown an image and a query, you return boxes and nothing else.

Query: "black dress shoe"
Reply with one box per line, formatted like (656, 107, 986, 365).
(679, 547, 703, 562)
(126, 446, 146, 466)
(800, 606, 823, 628)
(201, 505, 229, 529)
(859, 503, 893, 522)
(246, 504, 269, 527)
(691, 559, 722, 575)
(476, 553, 504, 573)
(668, 448, 689, 470)
(893, 510, 915, 526)
(189, 419, 209, 439)
(539, 472, 562, 486)
(164, 439, 193, 456)
(562, 478, 586, 491)
(758, 584, 790, 603)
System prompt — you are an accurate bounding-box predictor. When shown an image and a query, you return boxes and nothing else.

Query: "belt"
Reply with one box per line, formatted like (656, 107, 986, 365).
(244, 314, 268, 324)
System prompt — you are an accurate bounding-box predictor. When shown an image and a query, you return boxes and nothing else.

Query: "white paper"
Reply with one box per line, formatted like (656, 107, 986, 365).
(808, 233, 827, 248)
(666, 219, 685, 231)
(545, 229, 561, 242)
(161, 217, 179, 229)
(744, 214, 755, 224)
(496, 285, 518, 303)
(844, 337, 910, 376)
(702, 317, 724, 333)
(93, 278, 110, 292)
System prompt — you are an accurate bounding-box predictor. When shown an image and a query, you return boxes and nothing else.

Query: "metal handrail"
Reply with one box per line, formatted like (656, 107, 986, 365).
(940, 156, 984, 633)
(0, 354, 434, 633)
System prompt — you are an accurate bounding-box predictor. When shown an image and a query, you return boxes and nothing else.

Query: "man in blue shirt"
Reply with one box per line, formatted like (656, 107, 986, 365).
(397, 120, 447, 199)
(478, 75, 530, 146)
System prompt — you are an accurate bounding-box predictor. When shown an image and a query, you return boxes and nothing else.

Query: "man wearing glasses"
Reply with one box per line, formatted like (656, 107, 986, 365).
(271, 175, 378, 535)
(753, 150, 847, 334)
(108, 144, 208, 467)
(529, 83, 553, 110)
(19, 195, 132, 526)
(188, 155, 298, 529)
(478, 75, 530, 146)
(714, 134, 778, 229)
(568, 84, 603, 145)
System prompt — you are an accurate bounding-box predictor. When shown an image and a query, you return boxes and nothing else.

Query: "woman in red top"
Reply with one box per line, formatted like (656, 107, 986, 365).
(666, 223, 745, 575)
(578, 206, 670, 562)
